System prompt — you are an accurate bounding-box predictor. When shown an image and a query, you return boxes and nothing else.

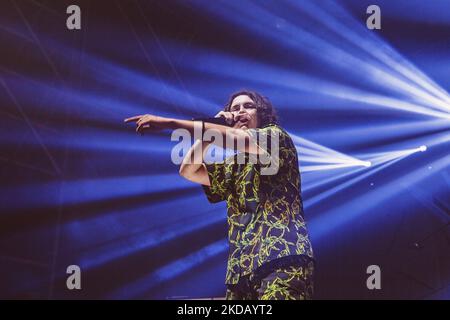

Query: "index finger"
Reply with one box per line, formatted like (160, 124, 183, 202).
(124, 115, 144, 123)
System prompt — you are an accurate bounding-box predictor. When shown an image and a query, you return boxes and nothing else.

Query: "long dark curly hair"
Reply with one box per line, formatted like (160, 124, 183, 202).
(224, 90, 278, 128)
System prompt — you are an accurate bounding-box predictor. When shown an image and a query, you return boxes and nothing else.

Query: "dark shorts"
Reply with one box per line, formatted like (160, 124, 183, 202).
(225, 258, 314, 300)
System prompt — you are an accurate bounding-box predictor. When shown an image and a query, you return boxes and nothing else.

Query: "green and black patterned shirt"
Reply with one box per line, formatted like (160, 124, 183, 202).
(202, 123, 314, 285)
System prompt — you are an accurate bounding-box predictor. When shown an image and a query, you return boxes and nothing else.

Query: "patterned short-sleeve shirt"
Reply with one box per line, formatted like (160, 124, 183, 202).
(202, 124, 314, 285)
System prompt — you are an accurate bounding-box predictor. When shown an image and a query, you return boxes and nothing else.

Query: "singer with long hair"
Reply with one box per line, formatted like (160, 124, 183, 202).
(125, 90, 314, 300)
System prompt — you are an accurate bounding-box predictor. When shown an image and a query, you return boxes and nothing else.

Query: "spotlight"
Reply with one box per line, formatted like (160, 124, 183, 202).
(419, 145, 427, 152)
(362, 161, 372, 167)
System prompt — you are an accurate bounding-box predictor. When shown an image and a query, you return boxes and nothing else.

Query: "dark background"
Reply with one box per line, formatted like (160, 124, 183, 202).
(0, 0, 449, 299)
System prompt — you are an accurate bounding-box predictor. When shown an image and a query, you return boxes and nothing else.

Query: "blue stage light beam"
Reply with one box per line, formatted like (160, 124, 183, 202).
(290, 0, 450, 110)
(304, 156, 405, 209)
(309, 119, 450, 145)
(309, 155, 450, 239)
(362, 145, 429, 166)
(145, 38, 450, 120)
(250, 0, 450, 113)
(105, 239, 228, 299)
(76, 206, 225, 271)
(185, 0, 450, 119)
(0, 173, 193, 211)
(303, 143, 432, 208)
(290, 133, 371, 172)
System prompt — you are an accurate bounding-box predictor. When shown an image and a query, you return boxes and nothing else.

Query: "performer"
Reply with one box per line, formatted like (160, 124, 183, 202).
(125, 90, 314, 300)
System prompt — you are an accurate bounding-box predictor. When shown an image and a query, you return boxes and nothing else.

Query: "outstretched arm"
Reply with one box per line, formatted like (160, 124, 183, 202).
(124, 112, 261, 154)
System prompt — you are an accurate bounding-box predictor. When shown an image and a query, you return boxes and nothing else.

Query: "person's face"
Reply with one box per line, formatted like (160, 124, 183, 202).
(229, 95, 259, 129)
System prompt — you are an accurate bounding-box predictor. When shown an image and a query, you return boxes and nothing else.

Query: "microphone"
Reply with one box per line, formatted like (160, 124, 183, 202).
(191, 116, 235, 127)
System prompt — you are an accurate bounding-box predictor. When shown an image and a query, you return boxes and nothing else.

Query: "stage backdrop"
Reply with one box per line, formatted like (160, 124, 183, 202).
(0, 0, 449, 299)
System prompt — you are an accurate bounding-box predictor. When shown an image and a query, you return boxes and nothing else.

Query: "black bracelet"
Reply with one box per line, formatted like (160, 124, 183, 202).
(201, 120, 205, 141)
(191, 118, 205, 141)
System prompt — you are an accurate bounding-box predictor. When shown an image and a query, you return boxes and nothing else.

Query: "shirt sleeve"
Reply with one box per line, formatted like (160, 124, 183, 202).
(202, 161, 233, 203)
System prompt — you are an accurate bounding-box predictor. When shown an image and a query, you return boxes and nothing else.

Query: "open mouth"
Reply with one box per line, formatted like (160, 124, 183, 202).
(237, 119, 249, 128)
(236, 116, 250, 127)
